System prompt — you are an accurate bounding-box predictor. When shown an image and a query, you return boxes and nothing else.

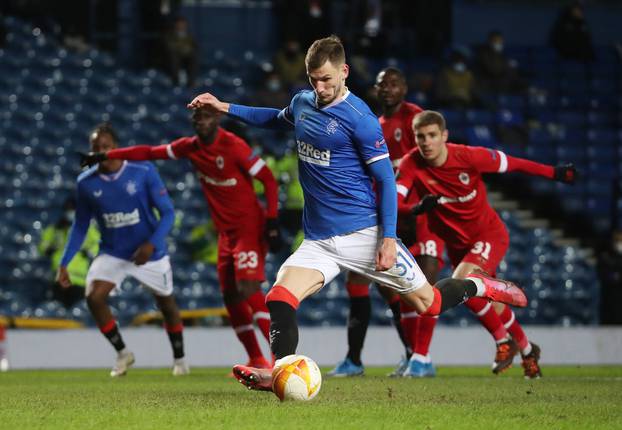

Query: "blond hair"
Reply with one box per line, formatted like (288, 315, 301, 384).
(305, 35, 345, 71)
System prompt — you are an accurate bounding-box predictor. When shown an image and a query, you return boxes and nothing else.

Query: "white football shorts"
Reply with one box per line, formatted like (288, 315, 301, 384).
(86, 254, 174, 297)
(281, 226, 428, 294)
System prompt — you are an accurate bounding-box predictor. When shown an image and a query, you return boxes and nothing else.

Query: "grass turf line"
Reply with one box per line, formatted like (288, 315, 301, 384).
(1, 366, 621, 430)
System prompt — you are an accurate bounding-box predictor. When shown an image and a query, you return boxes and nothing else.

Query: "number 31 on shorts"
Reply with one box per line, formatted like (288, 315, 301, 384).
(470, 241, 491, 260)
(237, 251, 258, 269)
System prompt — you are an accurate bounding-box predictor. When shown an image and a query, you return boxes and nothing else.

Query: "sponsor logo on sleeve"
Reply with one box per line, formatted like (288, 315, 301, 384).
(103, 208, 140, 228)
(297, 140, 331, 166)
(375, 138, 386, 148)
(216, 155, 224, 170)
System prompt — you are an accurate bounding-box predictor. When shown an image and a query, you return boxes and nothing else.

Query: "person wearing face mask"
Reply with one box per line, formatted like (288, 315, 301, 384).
(273, 40, 308, 90)
(598, 229, 622, 324)
(38, 197, 100, 308)
(550, 1, 595, 62)
(254, 72, 291, 108)
(474, 30, 525, 94)
(435, 50, 478, 109)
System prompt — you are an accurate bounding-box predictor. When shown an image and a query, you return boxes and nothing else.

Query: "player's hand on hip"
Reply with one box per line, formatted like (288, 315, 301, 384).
(376, 237, 397, 271)
(554, 163, 577, 184)
(411, 194, 440, 216)
(131, 242, 155, 265)
(187, 92, 229, 113)
(265, 217, 283, 253)
(78, 151, 107, 168)
(55, 266, 72, 289)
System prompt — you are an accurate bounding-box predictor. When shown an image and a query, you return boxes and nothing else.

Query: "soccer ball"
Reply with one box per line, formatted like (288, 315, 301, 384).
(271, 354, 322, 401)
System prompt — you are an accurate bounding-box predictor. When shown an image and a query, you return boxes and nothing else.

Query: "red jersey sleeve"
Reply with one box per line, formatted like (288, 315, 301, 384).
(167, 137, 199, 159)
(395, 154, 420, 214)
(467, 146, 555, 179)
(106, 137, 198, 161)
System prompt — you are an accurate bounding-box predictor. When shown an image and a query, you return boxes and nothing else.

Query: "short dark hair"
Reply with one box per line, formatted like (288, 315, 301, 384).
(412, 110, 446, 131)
(377, 67, 406, 84)
(305, 35, 345, 71)
(90, 122, 119, 144)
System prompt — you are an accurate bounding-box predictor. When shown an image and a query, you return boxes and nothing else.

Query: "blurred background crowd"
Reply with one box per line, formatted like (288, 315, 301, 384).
(0, 0, 620, 339)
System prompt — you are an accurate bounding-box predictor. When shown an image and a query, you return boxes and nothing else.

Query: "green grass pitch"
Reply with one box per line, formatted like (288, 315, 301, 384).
(1, 366, 621, 429)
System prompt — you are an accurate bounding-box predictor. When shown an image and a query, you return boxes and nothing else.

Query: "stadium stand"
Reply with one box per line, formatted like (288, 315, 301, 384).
(0, 14, 609, 328)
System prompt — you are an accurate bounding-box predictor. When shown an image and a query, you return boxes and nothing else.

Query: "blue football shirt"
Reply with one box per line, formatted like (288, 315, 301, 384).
(61, 161, 175, 265)
(279, 90, 389, 239)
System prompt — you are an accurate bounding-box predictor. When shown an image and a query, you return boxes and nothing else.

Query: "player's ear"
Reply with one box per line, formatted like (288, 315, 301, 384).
(442, 129, 449, 142)
(342, 63, 349, 80)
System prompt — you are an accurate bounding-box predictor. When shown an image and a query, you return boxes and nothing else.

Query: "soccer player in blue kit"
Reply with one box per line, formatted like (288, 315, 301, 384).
(57, 123, 189, 377)
(189, 36, 526, 392)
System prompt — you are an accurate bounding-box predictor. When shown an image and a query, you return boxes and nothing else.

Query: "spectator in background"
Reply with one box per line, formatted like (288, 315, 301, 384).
(273, 40, 307, 91)
(435, 50, 478, 109)
(550, 1, 595, 62)
(598, 229, 622, 324)
(38, 197, 99, 308)
(189, 220, 218, 265)
(163, 16, 198, 87)
(474, 31, 526, 95)
(253, 72, 291, 108)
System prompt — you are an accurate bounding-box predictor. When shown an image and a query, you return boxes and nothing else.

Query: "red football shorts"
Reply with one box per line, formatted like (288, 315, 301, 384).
(217, 226, 266, 291)
(446, 221, 509, 276)
(408, 214, 445, 267)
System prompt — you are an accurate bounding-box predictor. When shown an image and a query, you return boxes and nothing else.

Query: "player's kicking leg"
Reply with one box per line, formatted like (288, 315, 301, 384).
(233, 265, 326, 392)
(86, 280, 135, 377)
(154, 294, 189, 375)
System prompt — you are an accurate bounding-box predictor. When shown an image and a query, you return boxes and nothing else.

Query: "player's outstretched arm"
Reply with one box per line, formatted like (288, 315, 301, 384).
(78, 145, 171, 168)
(472, 147, 576, 184)
(188, 92, 292, 130)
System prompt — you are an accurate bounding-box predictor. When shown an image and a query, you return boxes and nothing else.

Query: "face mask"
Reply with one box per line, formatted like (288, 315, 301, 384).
(492, 42, 503, 53)
(453, 62, 466, 73)
(615, 242, 622, 254)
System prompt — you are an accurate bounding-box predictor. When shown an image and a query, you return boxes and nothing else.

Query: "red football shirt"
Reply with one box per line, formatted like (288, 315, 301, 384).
(168, 128, 267, 232)
(379, 101, 423, 165)
(396, 143, 508, 247)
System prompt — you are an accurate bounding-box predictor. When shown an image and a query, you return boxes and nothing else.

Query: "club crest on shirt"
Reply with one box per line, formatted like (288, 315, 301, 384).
(458, 172, 470, 185)
(394, 128, 402, 142)
(125, 180, 137, 196)
(216, 155, 224, 169)
(326, 119, 339, 135)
